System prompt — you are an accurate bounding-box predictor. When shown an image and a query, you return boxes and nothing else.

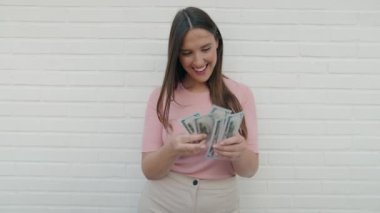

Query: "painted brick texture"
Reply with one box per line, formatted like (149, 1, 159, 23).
(0, 0, 379, 212)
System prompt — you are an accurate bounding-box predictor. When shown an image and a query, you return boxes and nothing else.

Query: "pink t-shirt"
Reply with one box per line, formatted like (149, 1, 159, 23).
(141, 78, 258, 179)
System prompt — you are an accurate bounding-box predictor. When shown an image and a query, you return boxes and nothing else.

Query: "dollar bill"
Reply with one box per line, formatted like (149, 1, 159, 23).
(180, 113, 200, 134)
(207, 112, 244, 159)
(223, 112, 244, 139)
(194, 114, 214, 145)
(209, 105, 232, 140)
(194, 115, 214, 134)
(206, 117, 225, 158)
(209, 105, 232, 120)
(179, 105, 244, 160)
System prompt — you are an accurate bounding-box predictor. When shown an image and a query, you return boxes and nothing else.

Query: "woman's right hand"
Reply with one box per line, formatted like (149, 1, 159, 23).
(141, 133, 207, 180)
(167, 133, 207, 157)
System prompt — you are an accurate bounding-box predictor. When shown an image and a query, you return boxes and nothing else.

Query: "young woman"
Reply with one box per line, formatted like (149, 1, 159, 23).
(138, 7, 259, 213)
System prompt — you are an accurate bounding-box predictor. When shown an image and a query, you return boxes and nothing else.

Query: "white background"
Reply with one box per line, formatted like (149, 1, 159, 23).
(0, 0, 380, 212)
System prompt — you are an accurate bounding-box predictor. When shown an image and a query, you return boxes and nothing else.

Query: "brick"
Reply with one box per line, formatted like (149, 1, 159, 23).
(241, 195, 293, 208)
(295, 136, 351, 150)
(238, 180, 267, 194)
(359, 12, 380, 26)
(259, 120, 326, 135)
(0, 102, 67, 117)
(297, 26, 331, 42)
(330, 61, 380, 74)
(0, 7, 67, 22)
(225, 41, 298, 57)
(257, 104, 298, 119)
(125, 103, 146, 118)
(257, 136, 296, 150)
(298, 74, 353, 89)
(353, 122, 380, 136)
(13, 39, 125, 54)
(69, 164, 127, 178)
(124, 72, 163, 87)
(255, 167, 295, 180)
(267, 181, 322, 194)
(296, 105, 352, 120)
(299, 44, 356, 58)
(358, 44, 380, 58)
(214, 0, 274, 9)
(68, 103, 125, 117)
(238, 73, 298, 88)
(325, 152, 380, 166)
(351, 136, 380, 150)
(327, 0, 380, 10)
(294, 195, 349, 208)
(0, 117, 41, 132)
(67, 71, 124, 86)
(353, 106, 380, 120)
(299, 11, 357, 25)
(295, 167, 350, 180)
(11, 71, 67, 86)
(41, 87, 98, 102)
(349, 168, 380, 180)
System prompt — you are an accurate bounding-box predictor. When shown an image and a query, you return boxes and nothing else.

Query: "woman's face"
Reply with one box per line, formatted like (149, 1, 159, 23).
(179, 28, 218, 90)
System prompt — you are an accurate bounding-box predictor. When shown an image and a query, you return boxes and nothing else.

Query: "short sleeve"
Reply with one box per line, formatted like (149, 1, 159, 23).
(241, 86, 259, 153)
(141, 88, 164, 152)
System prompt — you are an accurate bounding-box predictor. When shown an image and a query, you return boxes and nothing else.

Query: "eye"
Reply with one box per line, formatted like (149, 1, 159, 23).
(181, 51, 191, 56)
(202, 47, 211, 52)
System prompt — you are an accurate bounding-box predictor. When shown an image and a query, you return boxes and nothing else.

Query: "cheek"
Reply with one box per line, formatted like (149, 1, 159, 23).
(179, 57, 191, 68)
(208, 50, 218, 64)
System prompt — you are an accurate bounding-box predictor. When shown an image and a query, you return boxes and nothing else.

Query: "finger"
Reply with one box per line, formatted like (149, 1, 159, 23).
(215, 150, 239, 160)
(182, 134, 207, 143)
(213, 144, 240, 153)
(219, 136, 244, 146)
(182, 142, 207, 151)
(180, 143, 207, 156)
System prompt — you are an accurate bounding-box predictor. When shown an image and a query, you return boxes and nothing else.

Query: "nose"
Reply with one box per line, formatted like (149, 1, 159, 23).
(192, 52, 204, 68)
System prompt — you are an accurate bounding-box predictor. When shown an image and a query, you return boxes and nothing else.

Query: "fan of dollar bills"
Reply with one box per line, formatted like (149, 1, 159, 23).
(180, 105, 244, 159)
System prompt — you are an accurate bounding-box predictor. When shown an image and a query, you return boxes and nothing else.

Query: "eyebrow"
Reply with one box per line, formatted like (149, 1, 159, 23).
(180, 43, 212, 51)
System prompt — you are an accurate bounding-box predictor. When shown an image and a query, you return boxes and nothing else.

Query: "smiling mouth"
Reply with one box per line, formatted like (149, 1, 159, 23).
(193, 64, 207, 72)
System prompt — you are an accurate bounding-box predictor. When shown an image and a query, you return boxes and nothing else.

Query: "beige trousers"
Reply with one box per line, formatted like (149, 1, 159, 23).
(138, 172, 239, 213)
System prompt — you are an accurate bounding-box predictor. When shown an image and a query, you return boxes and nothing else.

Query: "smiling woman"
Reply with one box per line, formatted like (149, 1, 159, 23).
(138, 7, 259, 213)
(179, 28, 219, 92)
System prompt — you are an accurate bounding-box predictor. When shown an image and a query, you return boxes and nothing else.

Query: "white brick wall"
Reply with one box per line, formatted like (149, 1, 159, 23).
(0, 0, 379, 212)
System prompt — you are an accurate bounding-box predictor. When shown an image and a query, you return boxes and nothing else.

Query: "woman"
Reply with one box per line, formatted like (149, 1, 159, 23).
(138, 7, 259, 213)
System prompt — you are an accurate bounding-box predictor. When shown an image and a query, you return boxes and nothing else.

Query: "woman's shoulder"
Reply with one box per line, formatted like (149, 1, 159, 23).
(150, 86, 162, 96)
(146, 86, 162, 105)
(223, 77, 251, 94)
(223, 77, 255, 105)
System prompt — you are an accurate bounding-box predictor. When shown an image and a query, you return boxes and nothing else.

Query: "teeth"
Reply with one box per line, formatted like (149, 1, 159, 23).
(194, 65, 207, 72)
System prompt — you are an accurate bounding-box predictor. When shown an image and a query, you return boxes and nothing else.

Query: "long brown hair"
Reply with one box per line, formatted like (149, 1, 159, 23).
(156, 7, 247, 138)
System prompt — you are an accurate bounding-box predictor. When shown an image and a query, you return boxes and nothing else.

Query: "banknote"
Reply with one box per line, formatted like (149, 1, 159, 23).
(179, 105, 244, 160)
(206, 117, 225, 158)
(194, 114, 214, 145)
(222, 112, 244, 139)
(207, 111, 244, 159)
(209, 105, 232, 120)
(180, 113, 200, 134)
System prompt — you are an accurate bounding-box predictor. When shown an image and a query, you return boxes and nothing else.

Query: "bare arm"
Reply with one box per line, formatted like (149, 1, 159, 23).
(231, 148, 259, 178)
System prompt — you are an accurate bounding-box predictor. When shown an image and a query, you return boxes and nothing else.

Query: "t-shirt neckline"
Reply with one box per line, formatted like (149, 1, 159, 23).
(178, 82, 210, 95)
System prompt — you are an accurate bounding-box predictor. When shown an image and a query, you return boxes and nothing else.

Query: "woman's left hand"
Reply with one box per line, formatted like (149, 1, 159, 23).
(213, 134, 248, 161)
